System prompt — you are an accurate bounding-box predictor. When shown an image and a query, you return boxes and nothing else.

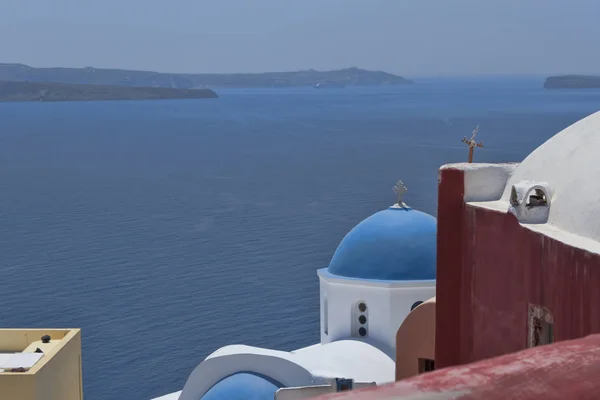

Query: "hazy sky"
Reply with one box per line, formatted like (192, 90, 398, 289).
(1, 0, 599, 76)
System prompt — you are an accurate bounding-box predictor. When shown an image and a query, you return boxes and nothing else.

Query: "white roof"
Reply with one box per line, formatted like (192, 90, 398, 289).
(154, 340, 395, 400)
(290, 340, 395, 383)
(498, 110, 600, 242)
(151, 391, 181, 400)
(0, 353, 44, 370)
(207, 340, 395, 384)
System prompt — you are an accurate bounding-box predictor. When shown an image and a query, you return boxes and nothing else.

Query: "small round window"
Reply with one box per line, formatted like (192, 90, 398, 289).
(411, 301, 424, 311)
(353, 300, 368, 338)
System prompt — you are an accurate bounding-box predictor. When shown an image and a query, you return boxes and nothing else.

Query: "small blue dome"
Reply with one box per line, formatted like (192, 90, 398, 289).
(201, 372, 282, 400)
(327, 206, 436, 281)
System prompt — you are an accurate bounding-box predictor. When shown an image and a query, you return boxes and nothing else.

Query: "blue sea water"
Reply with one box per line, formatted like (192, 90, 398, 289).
(1, 77, 600, 400)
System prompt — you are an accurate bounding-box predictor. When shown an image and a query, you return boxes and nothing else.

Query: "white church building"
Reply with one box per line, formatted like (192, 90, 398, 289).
(153, 184, 437, 400)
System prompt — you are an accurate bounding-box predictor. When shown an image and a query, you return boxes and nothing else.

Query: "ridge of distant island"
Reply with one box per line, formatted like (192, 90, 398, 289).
(0, 63, 413, 89)
(544, 75, 600, 89)
(0, 80, 218, 102)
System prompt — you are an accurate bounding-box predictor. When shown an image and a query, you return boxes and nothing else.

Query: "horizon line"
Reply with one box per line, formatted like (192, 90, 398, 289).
(0, 62, 596, 78)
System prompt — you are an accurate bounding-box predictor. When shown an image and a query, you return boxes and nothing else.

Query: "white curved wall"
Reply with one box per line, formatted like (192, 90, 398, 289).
(176, 340, 397, 400)
(178, 346, 319, 400)
(499, 110, 600, 241)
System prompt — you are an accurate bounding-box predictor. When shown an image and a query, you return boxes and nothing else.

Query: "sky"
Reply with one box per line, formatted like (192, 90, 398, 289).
(0, 0, 599, 76)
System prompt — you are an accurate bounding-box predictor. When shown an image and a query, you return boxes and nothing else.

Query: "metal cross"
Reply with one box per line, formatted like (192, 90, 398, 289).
(393, 180, 407, 206)
(461, 125, 483, 163)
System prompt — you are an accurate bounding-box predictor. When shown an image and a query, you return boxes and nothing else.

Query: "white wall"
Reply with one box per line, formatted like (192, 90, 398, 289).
(319, 274, 435, 353)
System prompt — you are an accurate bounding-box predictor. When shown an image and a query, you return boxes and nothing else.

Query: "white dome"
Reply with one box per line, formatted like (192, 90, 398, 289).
(500, 110, 600, 241)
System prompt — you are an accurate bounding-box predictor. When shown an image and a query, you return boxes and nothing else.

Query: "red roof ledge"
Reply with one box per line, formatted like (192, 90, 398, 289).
(315, 334, 600, 399)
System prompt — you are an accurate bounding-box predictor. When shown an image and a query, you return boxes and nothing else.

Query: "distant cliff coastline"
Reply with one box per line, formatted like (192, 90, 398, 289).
(544, 75, 600, 89)
(0, 64, 413, 89)
(0, 80, 218, 102)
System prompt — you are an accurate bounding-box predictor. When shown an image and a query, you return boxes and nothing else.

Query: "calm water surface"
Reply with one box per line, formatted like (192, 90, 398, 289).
(1, 77, 600, 399)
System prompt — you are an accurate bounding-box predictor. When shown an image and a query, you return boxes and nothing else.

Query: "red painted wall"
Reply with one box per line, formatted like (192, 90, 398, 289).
(436, 166, 600, 368)
(435, 167, 465, 368)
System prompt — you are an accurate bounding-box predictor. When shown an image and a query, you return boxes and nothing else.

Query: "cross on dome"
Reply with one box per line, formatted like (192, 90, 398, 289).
(393, 180, 408, 207)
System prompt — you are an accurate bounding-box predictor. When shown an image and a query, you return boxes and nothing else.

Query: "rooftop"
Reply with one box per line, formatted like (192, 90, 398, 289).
(315, 334, 600, 400)
(0, 328, 82, 400)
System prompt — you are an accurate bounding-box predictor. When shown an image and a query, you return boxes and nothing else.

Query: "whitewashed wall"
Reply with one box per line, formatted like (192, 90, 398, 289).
(318, 271, 435, 352)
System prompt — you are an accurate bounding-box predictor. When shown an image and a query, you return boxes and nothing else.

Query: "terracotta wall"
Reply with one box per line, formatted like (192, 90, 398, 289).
(436, 166, 600, 368)
(395, 298, 436, 381)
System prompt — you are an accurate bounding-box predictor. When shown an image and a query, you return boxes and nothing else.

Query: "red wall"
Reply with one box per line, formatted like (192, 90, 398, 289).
(435, 167, 465, 368)
(436, 166, 600, 368)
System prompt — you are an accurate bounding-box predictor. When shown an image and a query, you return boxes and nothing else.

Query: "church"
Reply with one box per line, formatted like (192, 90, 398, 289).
(153, 181, 438, 399)
(435, 109, 600, 369)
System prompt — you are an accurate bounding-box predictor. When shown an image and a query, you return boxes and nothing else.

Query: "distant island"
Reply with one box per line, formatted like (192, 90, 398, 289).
(0, 63, 413, 89)
(544, 75, 600, 89)
(0, 80, 218, 102)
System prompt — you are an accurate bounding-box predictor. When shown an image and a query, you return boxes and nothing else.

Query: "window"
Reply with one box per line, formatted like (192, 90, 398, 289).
(352, 300, 368, 337)
(335, 378, 353, 392)
(411, 301, 424, 311)
(528, 305, 554, 347)
(418, 358, 435, 373)
(526, 188, 548, 208)
(510, 184, 550, 209)
(323, 296, 328, 335)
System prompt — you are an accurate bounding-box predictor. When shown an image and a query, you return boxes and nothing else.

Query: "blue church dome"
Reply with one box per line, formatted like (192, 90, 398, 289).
(327, 206, 436, 281)
(201, 372, 282, 400)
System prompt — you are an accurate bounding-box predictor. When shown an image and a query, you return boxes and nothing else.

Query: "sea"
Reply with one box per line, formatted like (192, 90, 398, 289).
(1, 77, 600, 400)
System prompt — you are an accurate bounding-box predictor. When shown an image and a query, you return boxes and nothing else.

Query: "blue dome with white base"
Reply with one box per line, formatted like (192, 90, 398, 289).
(327, 206, 436, 281)
(201, 372, 282, 400)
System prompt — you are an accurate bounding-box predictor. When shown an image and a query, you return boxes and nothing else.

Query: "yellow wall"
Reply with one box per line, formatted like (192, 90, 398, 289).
(0, 329, 68, 352)
(0, 329, 83, 400)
